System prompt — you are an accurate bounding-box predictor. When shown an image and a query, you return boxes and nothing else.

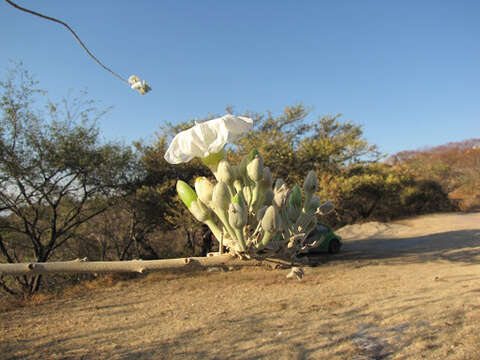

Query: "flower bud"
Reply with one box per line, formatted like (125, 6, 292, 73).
(233, 179, 243, 193)
(228, 194, 247, 229)
(190, 199, 211, 222)
(303, 170, 319, 194)
(247, 156, 264, 182)
(263, 189, 274, 206)
(262, 167, 273, 188)
(317, 200, 335, 215)
(257, 205, 267, 221)
(287, 204, 300, 223)
(194, 177, 214, 204)
(233, 191, 247, 209)
(307, 195, 321, 213)
(217, 159, 234, 185)
(238, 155, 249, 179)
(261, 205, 281, 233)
(231, 165, 241, 181)
(242, 186, 252, 205)
(248, 148, 259, 161)
(274, 178, 286, 191)
(288, 185, 302, 209)
(176, 180, 197, 209)
(274, 183, 290, 208)
(212, 181, 231, 211)
(287, 185, 302, 222)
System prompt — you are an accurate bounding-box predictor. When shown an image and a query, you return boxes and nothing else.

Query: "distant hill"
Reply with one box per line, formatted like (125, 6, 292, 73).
(388, 138, 480, 163)
(388, 138, 480, 211)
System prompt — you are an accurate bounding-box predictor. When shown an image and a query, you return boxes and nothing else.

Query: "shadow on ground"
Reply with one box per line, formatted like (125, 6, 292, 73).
(308, 229, 480, 265)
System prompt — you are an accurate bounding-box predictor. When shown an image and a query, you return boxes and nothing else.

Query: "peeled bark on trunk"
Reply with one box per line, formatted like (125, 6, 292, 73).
(0, 254, 292, 276)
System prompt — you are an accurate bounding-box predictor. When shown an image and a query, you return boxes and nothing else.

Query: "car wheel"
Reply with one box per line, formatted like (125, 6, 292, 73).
(328, 238, 341, 254)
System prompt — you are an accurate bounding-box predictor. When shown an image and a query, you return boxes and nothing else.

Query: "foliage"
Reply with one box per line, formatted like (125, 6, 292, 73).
(0, 64, 135, 295)
(236, 105, 380, 183)
(390, 139, 480, 210)
(319, 163, 455, 228)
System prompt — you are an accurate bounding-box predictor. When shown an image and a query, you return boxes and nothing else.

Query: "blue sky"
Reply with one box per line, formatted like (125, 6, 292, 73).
(1, 0, 479, 156)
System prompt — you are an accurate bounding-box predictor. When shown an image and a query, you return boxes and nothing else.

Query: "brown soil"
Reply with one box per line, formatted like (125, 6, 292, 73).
(1, 212, 480, 360)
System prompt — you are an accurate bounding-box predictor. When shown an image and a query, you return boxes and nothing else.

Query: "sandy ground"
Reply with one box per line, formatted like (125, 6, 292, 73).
(1, 212, 480, 360)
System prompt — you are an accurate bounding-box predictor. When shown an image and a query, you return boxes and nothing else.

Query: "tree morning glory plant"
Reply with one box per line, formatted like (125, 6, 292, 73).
(164, 114, 335, 261)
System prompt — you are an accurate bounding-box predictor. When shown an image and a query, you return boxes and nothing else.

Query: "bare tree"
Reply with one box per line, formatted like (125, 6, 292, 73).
(0, 63, 135, 295)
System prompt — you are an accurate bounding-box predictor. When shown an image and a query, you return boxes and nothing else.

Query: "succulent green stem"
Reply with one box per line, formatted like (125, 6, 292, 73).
(203, 219, 223, 244)
(295, 209, 316, 231)
(251, 182, 260, 210)
(279, 207, 293, 237)
(245, 183, 254, 210)
(233, 227, 247, 251)
(256, 231, 273, 250)
(214, 208, 240, 248)
(228, 184, 236, 198)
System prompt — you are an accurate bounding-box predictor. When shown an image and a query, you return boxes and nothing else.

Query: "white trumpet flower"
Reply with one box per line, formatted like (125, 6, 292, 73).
(164, 114, 253, 164)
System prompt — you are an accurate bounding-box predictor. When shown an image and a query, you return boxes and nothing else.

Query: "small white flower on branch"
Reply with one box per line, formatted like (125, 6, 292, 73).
(128, 75, 152, 95)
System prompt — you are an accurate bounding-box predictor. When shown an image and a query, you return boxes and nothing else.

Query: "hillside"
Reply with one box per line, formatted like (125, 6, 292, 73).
(1, 212, 480, 359)
(389, 138, 480, 211)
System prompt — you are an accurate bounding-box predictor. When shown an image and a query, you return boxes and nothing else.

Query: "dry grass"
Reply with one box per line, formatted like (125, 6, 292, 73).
(0, 292, 56, 314)
(1, 212, 480, 359)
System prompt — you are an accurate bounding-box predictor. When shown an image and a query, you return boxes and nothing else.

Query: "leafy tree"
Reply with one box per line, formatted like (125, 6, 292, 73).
(237, 105, 380, 183)
(119, 124, 213, 258)
(297, 114, 380, 176)
(319, 163, 455, 227)
(0, 64, 135, 295)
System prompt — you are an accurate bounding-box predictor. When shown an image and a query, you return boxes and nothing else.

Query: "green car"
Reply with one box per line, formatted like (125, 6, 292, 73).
(302, 224, 342, 254)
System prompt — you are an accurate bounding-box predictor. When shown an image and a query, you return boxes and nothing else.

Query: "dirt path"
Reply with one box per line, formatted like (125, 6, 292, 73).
(1, 212, 480, 359)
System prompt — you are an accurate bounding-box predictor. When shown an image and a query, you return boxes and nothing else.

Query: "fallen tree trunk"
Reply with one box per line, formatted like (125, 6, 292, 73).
(0, 254, 292, 276)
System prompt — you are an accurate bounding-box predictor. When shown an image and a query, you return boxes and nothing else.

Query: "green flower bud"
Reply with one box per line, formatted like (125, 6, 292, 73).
(190, 199, 212, 222)
(287, 204, 301, 223)
(231, 165, 241, 181)
(232, 191, 247, 209)
(194, 177, 214, 204)
(247, 156, 264, 182)
(212, 181, 231, 211)
(303, 170, 319, 194)
(201, 149, 226, 168)
(248, 148, 259, 161)
(288, 185, 302, 209)
(261, 205, 281, 233)
(274, 178, 286, 191)
(242, 185, 252, 205)
(287, 185, 302, 222)
(317, 200, 335, 215)
(228, 194, 247, 229)
(233, 179, 243, 193)
(217, 159, 234, 185)
(263, 189, 274, 206)
(307, 195, 321, 213)
(262, 167, 273, 188)
(238, 155, 249, 178)
(274, 182, 290, 208)
(176, 180, 197, 209)
(257, 205, 267, 221)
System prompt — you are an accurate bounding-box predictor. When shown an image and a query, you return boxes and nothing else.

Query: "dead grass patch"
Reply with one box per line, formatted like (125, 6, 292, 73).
(1, 212, 480, 359)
